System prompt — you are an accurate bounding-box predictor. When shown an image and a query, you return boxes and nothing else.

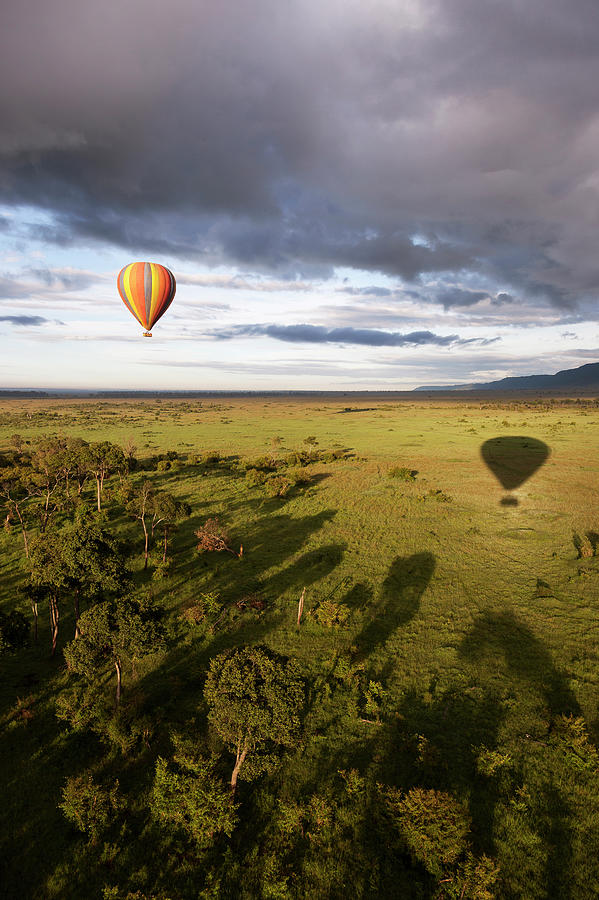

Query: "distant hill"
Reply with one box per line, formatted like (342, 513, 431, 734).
(414, 361, 599, 392)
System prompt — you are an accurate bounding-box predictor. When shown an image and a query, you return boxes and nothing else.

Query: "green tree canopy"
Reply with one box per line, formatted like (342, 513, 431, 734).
(151, 736, 237, 849)
(204, 645, 304, 796)
(64, 594, 165, 705)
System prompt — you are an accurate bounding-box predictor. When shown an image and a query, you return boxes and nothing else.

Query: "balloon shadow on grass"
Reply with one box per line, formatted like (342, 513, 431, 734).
(353, 552, 435, 662)
(481, 436, 550, 506)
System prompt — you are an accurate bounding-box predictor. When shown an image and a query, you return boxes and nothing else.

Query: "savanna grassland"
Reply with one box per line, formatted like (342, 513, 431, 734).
(2, 394, 599, 900)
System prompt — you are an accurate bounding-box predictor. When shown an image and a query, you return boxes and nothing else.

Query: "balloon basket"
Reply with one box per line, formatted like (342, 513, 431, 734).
(142, 332, 152, 337)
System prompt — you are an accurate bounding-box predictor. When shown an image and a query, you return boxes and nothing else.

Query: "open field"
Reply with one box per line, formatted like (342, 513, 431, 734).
(2, 394, 599, 899)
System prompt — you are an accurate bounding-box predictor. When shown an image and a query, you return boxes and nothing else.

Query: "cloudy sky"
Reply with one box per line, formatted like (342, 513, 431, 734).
(2, 0, 599, 390)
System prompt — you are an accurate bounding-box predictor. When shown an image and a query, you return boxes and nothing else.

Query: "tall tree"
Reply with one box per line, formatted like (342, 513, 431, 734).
(60, 508, 130, 636)
(126, 480, 155, 568)
(64, 594, 165, 705)
(85, 442, 126, 512)
(204, 646, 304, 797)
(28, 533, 68, 655)
(150, 492, 191, 562)
(27, 437, 67, 532)
(0, 464, 32, 558)
(61, 437, 90, 499)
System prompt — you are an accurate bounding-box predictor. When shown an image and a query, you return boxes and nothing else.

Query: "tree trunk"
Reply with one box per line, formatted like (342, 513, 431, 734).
(22, 526, 29, 558)
(143, 517, 149, 569)
(297, 586, 306, 627)
(230, 746, 248, 798)
(49, 596, 59, 656)
(31, 600, 38, 642)
(115, 658, 122, 706)
(163, 529, 167, 563)
(74, 589, 80, 638)
(40, 488, 52, 533)
(96, 475, 101, 511)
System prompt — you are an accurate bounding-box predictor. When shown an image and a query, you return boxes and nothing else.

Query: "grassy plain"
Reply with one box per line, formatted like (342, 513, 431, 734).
(1, 394, 599, 898)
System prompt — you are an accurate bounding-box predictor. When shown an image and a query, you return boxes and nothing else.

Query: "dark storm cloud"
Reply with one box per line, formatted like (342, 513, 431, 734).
(210, 323, 494, 347)
(0, 315, 49, 326)
(27, 268, 105, 291)
(436, 288, 490, 309)
(2, 0, 599, 310)
(337, 286, 395, 297)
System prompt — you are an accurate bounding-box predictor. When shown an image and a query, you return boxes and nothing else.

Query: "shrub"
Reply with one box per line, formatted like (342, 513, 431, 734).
(60, 774, 122, 843)
(266, 475, 292, 498)
(573, 532, 594, 558)
(245, 468, 269, 487)
(196, 519, 238, 555)
(181, 591, 222, 627)
(200, 451, 221, 466)
(388, 466, 418, 481)
(287, 466, 311, 486)
(312, 598, 349, 627)
(152, 751, 237, 848)
(382, 786, 471, 878)
(152, 557, 172, 580)
(244, 455, 277, 472)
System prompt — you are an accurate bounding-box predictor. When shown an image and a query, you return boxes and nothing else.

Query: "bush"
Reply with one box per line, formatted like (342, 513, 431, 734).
(196, 518, 238, 555)
(244, 455, 277, 472)
(151, 746, 237, 848)
(152, 557, 172, 580)
(60, 773, 122, 843)
(245, 468, 269, 487)
(573, 532, 594, 558)
(200, 451, 221, 466)
(266, 475, 292, 498)
(388, 466, 418, 481)
(181, 591, 222, 627)
(287, 466, 312, 486)
(312, 598, 349, 627)
(382, 786, 471, 878)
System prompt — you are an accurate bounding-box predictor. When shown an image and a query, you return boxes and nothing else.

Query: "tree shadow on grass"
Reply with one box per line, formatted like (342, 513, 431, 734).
(263, 543, 346, 597)
(164, 507, 338, 596)
(458, 610, 580, 719)
(380, 685, 505, 855)
(352, 552, 435, 662)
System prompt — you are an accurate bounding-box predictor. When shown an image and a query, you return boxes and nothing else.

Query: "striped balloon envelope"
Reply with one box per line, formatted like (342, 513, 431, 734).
(117, 262, 176, 336)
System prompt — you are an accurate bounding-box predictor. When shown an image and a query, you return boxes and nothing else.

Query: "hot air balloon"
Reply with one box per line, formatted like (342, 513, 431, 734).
(117, 262, 176, 337)
(481, 436, 550, 506)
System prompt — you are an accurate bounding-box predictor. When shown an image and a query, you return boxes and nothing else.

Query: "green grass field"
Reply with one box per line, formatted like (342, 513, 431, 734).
(2, 395, 599, 899)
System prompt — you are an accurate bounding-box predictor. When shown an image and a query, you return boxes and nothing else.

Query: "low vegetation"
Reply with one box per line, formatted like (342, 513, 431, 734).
(1, 394, 599, 899)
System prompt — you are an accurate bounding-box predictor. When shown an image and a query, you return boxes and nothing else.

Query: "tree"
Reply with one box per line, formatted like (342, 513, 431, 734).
(126, 480, 155, 568)
(195, 517, 240, 557)
(204, 646, 304, 797)
(28, 532, 68, 655)
(27, 437, 68, 532)
(61, 436, 91, 498)
(150, 492, 191, 562)
(0, 464, 32, 558)
(151, 737, 237, 848)
(64, 594, 165, 705)
(85, 442, 126, 511)
(61, 508, 131, 636)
